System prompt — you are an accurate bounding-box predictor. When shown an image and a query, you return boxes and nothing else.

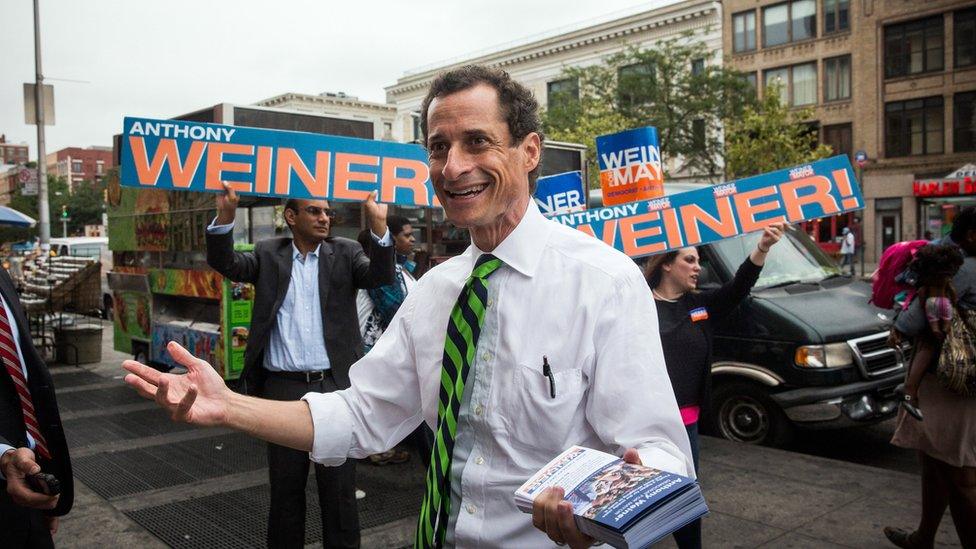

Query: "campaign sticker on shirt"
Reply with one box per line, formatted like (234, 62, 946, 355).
(689, 307, 709, 322)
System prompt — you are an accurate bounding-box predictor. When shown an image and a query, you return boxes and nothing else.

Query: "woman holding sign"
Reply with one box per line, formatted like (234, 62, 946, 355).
(645, 222, 784, 549)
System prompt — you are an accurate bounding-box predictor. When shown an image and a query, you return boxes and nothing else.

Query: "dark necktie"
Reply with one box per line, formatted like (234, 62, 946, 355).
(0, 299, 51, 459)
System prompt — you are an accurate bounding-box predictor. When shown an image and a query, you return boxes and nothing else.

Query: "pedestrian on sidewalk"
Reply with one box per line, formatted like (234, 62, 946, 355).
(644, 223, 784, 549)
(205, 186, 395, 548)
(885, 208, 976, 549)
(0, 267, 74, 548)
(123, 65, 693, 548)
(840, 227, 856, 276)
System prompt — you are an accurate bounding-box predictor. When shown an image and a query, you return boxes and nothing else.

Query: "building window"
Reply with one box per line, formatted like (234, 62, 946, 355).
(617, 62, 655, 108)
(547, 78, 579, 108)
(823, 0, 849, 34)
(691, 58, 705, 76)
(956, 8, 976, 68)
(733, 11, 757, 52)
(742, 72, 758, 95)
(885, 96, 944, 157)
(822, 123, 853, 159)
(95, 161, 104, 175)
(955, 91, 976, 153)
(884, 16, 944, 79)
(71, 160, 82, 173)
(764, 62, 817, 106)
(764, 67, 790, 104)
(824, 55, 851, 102)
(692, 119, 706, 150)
(763, 0, 816, 48)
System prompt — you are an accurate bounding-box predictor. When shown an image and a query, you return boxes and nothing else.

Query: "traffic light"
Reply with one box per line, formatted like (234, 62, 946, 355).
(61, 205, 69, 220)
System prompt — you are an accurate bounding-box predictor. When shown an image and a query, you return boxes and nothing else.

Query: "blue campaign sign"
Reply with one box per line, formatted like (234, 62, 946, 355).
(119, 117, 439, 207)
(596, 126, 664, 206)
(534, 171, 586, 216)
(552, 155, 865, 259)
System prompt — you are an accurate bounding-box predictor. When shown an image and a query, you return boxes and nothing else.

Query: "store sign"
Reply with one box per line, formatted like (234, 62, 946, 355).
(552, 155, 864, 259)
(913, 179, 976, 197)
(913, 164, 976, 197)
(119, 117, 438, 207)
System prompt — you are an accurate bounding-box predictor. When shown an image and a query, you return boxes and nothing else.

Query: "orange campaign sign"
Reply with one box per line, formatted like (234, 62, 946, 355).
(554, 156, 865, 259)
(597, 127, 665, 206)
(119, 117, 439, 207)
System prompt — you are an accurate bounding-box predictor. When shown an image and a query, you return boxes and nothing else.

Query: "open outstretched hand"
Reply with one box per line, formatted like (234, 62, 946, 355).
(122, 341, 232, 426)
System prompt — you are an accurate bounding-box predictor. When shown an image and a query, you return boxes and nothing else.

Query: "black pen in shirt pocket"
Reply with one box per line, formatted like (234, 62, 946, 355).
(542, 355, 556, 398)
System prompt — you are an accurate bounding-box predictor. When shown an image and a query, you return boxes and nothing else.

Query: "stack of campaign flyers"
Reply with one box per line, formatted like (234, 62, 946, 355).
(514, 446, 707, 548)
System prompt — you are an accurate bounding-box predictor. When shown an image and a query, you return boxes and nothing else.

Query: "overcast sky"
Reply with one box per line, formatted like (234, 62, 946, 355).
(1, 0, 676, 156)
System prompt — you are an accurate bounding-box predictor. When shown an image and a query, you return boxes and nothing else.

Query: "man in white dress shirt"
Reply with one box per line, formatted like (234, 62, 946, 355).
(123, 65, 692, 548)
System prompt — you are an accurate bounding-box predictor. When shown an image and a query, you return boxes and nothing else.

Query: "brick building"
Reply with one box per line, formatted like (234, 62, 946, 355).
(0, 135, 29, 166)
(46, 146, 114, 191)
(724, 0, 976, 262)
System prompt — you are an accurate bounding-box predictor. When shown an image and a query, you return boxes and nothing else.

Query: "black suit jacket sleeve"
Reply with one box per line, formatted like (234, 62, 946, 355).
(353, 235, 396, 290)
(206, 228, 259, 283)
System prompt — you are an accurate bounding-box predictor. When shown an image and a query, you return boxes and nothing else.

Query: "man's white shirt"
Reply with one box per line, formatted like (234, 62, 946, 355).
(303, 201, 693, 547)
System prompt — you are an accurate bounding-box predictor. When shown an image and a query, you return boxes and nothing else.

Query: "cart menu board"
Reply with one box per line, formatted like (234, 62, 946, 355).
(113, 290, 151, 353)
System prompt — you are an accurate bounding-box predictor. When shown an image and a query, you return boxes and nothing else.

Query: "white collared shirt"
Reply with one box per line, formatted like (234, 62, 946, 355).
(303, 201, 693, 548)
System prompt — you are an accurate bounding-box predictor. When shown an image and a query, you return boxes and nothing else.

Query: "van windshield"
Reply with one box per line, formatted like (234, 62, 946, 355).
(709, 226, 841, 288)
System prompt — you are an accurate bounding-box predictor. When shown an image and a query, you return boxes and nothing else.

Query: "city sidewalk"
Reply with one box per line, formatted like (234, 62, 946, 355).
(48, 322, 960, 548)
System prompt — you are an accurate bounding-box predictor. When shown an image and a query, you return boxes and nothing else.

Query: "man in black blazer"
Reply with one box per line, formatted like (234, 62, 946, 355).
(205, 183, 394, 548)
(0, 268, 73, 548)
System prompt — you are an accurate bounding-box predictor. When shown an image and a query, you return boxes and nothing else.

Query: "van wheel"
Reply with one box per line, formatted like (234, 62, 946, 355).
(710, 382, 793, 446)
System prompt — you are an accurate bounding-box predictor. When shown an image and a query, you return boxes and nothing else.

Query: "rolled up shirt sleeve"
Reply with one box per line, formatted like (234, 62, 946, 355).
(301, 393, 355, 466)
(302, 289, 424, 464)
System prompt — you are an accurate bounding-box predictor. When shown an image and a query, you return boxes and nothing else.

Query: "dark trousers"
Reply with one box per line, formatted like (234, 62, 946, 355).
(261, 372, 360, 549)
(673, 422, 702, 549)
(0, 495, 54, 549)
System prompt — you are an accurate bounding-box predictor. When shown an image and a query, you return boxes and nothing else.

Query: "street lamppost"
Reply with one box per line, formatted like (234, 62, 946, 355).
(33, 0, 51, 252)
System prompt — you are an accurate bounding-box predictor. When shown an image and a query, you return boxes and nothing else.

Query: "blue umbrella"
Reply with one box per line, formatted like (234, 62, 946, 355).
(0, 206, 36, 227)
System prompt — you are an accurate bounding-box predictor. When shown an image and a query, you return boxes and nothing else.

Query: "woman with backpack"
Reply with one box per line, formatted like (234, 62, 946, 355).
(884, 209, 976, 549)
(644, 222, 784, 549)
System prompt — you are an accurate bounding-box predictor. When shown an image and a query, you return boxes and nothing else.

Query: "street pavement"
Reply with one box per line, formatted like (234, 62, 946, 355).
(46, 321, 962, 548)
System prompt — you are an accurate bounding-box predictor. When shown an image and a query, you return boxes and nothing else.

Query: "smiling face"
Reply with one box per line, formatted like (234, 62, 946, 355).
(662, 247, 701, 293)
(426, 84, 540, 249)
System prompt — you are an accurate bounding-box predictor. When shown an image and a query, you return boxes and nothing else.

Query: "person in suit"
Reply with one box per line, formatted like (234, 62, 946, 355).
(0, 268, 73, 548)
(205, 184, 394, 548)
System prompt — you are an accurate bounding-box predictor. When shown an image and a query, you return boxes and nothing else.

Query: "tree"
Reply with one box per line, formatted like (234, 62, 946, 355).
(65, 179, 107, 234)
(0, 172, 105, 243)
(724, 82, 834, 179)
(543, 31, 755, 189)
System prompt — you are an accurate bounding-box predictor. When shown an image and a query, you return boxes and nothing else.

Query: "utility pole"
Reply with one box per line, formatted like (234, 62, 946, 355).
(33, 0, 51, 251)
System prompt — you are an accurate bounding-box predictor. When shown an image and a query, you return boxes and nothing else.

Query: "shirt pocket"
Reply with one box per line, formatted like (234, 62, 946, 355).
(500, 363, 587, 460)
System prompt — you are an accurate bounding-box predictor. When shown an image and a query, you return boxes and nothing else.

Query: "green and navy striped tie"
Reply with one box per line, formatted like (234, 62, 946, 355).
(416, 253, 504, 548)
